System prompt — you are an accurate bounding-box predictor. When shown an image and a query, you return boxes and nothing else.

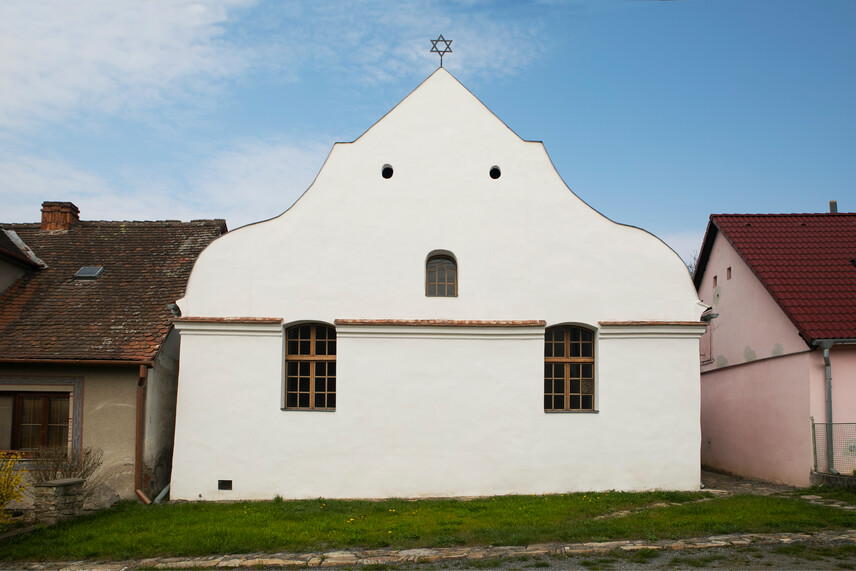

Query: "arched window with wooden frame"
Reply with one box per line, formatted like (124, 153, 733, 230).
(426, 254, 457, 297)
(544, 325, 595, 411)
(285, 323, 336, 410)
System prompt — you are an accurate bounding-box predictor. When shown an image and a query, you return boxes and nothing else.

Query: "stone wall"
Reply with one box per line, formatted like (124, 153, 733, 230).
(810, 470, 856, 490)
(33, 478, 85, 525)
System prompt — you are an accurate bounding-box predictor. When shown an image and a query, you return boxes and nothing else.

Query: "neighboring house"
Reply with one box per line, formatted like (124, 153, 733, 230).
(694, 209, 856, 486)
(170, 69, 706, 501)
(0, 201, 226, 503)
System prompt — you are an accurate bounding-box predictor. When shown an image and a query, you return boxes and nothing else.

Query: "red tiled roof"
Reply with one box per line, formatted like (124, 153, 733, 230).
(694, 213, 856, 343)
(0, 219, 226, 362)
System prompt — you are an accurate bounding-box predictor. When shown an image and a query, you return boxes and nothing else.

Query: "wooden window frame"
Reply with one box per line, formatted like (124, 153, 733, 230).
(544, 325, 596, 412)
(284, 323, 336, 411)
(426, 255, 458, 297)
(4, 392, 70, 451)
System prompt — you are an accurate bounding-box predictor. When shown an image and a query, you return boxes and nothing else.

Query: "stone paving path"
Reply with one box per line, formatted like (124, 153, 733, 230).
(701, 469, 797, 496)
(14, 530, 856, 570)
(702, 469, 856, 512)
(8, 471, 856, 570)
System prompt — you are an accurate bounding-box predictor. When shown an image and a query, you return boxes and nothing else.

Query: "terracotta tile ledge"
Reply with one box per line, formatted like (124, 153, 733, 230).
(598, 321, 705, 326)
(172, 317, 283, 324)
(334, 319, 547, 327)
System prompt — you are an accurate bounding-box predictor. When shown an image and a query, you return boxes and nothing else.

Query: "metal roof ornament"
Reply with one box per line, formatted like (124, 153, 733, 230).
(430, 34, 452, 68)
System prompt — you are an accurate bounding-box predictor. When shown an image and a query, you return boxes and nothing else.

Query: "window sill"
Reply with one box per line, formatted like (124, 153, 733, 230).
(545, 410, 599, 414)
(280, 408, 336, 412)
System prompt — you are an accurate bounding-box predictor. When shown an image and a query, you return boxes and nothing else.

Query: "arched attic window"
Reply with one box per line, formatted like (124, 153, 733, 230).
(544, 325, 595, 411)
(426, 254, 457, 297)
(284, 323, 336, 410)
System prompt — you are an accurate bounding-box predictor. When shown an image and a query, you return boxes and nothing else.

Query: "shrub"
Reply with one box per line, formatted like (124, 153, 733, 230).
(26, 446, 104, 505)
(0, 452, 27, 531)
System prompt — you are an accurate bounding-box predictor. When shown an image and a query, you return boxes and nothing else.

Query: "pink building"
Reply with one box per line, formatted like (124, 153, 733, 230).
(695, 208, 856, 486)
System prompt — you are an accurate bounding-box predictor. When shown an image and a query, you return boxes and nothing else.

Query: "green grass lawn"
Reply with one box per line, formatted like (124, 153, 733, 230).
(1, 491, 854, 561)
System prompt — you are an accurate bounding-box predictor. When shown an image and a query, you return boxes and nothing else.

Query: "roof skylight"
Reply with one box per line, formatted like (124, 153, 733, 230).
(74, 266, 104, 280)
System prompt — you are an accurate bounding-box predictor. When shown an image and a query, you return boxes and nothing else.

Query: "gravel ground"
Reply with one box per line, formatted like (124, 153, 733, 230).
(390, 540, 856, 570)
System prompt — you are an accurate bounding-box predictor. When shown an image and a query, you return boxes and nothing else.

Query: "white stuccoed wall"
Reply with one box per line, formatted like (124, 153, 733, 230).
(171, 69, 705, 499)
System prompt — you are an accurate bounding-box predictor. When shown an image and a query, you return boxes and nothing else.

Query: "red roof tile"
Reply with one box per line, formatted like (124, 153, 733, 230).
(0, 218, 226, 362)
(694, 213, 856, 343)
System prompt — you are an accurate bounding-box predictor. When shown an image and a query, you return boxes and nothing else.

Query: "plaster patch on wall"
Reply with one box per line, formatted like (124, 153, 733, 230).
(716, 355, 728, 368)
(91, 401, 135, 413)
(772, 343, 784, 356)
(744, 346, 757, 362)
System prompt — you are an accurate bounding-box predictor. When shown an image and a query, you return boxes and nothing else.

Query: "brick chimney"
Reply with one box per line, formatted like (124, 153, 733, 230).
(40, 202, 80, 231)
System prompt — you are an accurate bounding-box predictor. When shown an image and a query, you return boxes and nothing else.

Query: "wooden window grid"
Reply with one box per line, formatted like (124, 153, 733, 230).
(285, 324, 336, 410)
(426, 255, 457, 297)
(8, 393, 70, 450)
(544, 325, 595, 411)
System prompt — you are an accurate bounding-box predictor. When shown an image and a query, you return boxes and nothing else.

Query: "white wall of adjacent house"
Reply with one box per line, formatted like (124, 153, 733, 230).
(171, 69, 705, 499)
(143, 330, 180, 496)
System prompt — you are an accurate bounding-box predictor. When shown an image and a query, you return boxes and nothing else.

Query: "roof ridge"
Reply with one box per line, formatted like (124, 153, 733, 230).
(80, 219, 226, 225)
(3, 219, 226, 227)
(711, 213, 855, 218)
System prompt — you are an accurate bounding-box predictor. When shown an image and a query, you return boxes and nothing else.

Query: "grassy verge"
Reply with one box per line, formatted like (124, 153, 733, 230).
(795, 485, 856, 504)
(1, 491, 854, 561)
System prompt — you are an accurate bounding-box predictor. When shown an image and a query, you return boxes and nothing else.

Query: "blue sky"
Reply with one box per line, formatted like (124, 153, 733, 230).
(2, 0, 854, 263)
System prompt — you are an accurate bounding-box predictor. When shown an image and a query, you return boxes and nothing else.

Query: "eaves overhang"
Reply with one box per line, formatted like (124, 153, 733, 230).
(0, 358, 153, 367)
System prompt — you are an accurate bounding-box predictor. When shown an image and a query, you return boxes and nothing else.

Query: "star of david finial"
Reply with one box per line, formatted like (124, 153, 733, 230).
(430, 34, 453, 68)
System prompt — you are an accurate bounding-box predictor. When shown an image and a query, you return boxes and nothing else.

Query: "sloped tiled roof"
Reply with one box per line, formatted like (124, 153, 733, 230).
(694, 213, 856, 343)
(0, 219, 226, 362)
(0, 229, 44, 268)
(0, 230, 25, 260)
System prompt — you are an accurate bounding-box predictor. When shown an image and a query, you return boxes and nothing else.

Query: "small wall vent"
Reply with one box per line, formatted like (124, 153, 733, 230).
(218, 480, 232, 491)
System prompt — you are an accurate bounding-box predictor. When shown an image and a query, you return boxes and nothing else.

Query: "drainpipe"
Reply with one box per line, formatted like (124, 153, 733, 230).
(812, 338, 856, 474)
(820, 341, 836, 474)
(135, 365, 152, 503)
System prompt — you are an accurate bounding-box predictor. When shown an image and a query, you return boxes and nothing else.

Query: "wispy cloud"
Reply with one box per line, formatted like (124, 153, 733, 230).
(0, 154, 189, 223)
(0, 0, 253, 131)
(252, 1, 550, 84)
(1, 137, 331, 227)
(0, 1, 549, 133)
(188, 137, 333, 227)
(0, 0, 551, 228)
